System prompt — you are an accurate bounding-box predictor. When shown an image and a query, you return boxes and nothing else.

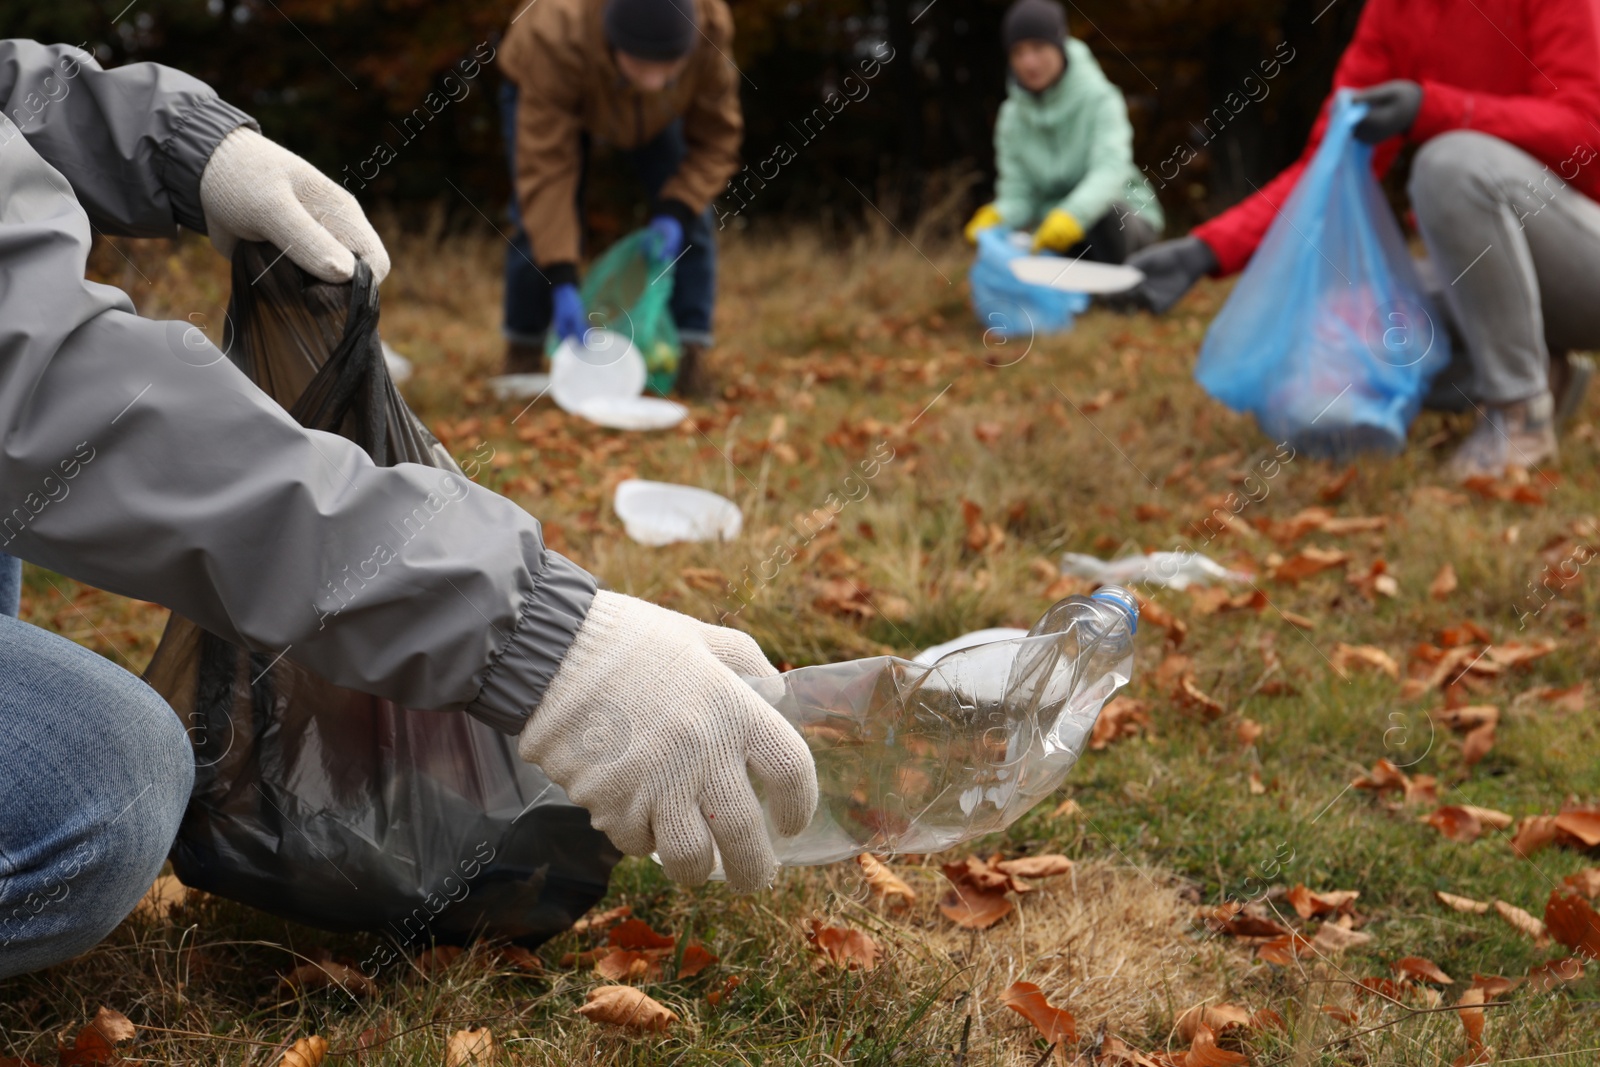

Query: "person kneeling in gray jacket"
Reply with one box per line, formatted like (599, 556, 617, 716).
(0, 41, 816, 979)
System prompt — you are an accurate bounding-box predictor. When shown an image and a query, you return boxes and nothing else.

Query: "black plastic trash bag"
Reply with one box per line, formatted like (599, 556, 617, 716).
(144, 243, 619, 946)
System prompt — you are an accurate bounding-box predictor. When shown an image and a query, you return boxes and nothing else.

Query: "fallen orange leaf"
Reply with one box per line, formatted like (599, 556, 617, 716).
(571, 904, 631, 935)
(1424, 806, 1486, 843)
(1469, 974, 1520, 997)
(1484, 639, 1557, 669)
(1455, 986, 1487, 1060)
(1430, 564, 1459, 600)
(1493, 900, 1548, 943)
(443, 1027, 494, 1067)
(279, 961, 377, 998)
(1286, 884, 1360, 919)
(1174, 1002, 1254, 1041)
(999, 980, 1077, 1045)
(1460, 722, 1496, 767)
(1256, 933, 1315, 965)
(58, 1008, 137, 1067)
(1526, 956, 1585, 992)
(594, 948, 663, 983)
(938, 880, 1014, 929)
(1352, 758, 1409, 794)
(942, 855, 1024, 893)
(995, 854, 1073, 879)
(706, 973, 742, 1006)
(608, 919, 676, 951)
(494, 945, 543, 974)
(1311, 922, 1373, 953)
(1178, 1022, 1249, 1066)
(1511, 814, 1560, 858)
(1097, 1034, 1162, 1065)
(1176, 674, 1226, 719)
(1434, 705, 1499, 731)
(1563, 868, 1600, 897)
(133, 874, 188, 920)
(806, 919, 881, 970)
(1091, 695, 1152, 749)
(856, 853, 916, 907)
(1555, 810, 1600, 848)
(1272, 546, 1350, 582)
(277, 1036, 327, 1067)
(1393, 956, 1454, 984)
(1545, 890, 1600, 958)
(1331, 643, 1400, 679)
(576, 985, 678, 1031)
(1318, 466, 1358, 501)
(677, 942, 719, 979)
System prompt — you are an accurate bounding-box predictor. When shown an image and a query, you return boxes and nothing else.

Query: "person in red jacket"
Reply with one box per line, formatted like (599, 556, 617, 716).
(1123, 0, 1600, 480)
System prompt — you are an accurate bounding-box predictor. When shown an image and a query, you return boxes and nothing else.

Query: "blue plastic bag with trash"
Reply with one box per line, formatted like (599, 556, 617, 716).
(1195, 91, 1450, 458)
(969, 227, 1090, 340)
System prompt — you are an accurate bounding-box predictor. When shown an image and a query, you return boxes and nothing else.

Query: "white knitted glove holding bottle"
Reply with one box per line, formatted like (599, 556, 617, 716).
(199, 126, 391, 284)
(518, 591, 818, 892)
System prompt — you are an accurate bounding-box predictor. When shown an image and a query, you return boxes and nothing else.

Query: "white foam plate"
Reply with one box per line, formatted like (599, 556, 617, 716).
(550, 329, 647, 413)
(488, 373, 552, 401)
(1009, 257, 1145, 294)
(614, 479, 742, 545)
(576, 396, 688, 431)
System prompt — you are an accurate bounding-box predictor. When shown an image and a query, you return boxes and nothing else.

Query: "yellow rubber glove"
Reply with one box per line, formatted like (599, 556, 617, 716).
(963, 203, 1004, 244)
(1032, 209, 1085, 253)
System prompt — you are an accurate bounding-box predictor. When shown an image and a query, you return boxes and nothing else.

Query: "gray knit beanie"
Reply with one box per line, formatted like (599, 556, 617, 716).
(1001, 0, 1068, 54)
(604, 0, 698, 60)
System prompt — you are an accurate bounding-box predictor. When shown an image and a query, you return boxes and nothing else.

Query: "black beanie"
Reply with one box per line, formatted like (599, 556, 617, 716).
(1001, 0, 1068, 54)
(604, 0, 698, 61)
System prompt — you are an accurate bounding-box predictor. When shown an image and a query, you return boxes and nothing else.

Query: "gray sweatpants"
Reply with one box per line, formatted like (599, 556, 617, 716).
(1410, 130, 1600, 406)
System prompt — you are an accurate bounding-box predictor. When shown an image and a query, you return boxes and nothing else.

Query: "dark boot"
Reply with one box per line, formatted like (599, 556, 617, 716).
(503, 340, 546, 376)
(675, 341, 711, 399)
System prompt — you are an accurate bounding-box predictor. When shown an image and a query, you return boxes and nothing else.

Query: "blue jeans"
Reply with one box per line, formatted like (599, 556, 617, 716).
(0, 552, 193, 978)
(498, 81, 717, 347)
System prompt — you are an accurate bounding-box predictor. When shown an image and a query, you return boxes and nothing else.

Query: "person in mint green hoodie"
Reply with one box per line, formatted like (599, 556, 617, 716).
(965, 0, 1164, 263)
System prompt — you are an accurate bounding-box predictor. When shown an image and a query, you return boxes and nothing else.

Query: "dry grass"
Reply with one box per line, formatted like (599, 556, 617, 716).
(6, 219, 1600, 1064)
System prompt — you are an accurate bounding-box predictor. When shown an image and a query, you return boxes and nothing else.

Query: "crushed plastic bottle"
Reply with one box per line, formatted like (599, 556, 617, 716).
(744, 587, 1138, 867)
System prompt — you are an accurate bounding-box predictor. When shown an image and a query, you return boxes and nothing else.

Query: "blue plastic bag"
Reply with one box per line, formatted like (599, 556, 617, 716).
(1195, 92, 1450, 457)
(969, 228, 1089, 339)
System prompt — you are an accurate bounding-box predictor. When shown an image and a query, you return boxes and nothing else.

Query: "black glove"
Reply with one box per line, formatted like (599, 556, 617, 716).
(1350, 80, 1422, 144)
(1113, 237, 1219, 315)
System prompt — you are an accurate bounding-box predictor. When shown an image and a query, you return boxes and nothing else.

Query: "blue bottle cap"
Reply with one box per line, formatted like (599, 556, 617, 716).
(1090, 586, 1138, 634)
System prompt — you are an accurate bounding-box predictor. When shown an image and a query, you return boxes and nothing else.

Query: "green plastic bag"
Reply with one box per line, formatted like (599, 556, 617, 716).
(549, 229, 681, 395)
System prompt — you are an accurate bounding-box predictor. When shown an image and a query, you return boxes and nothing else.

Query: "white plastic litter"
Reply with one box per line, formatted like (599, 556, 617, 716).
(1059, 550, 1251, 591)
(488, 373, 552, 401)
(614, 479, 742, 545)
(381, 342, 413, 384)
(550, 329, 647, 414)
(575, 396, 688, 431)
(912, 627, 1031, 666)
(1009, 257, 1145, 294)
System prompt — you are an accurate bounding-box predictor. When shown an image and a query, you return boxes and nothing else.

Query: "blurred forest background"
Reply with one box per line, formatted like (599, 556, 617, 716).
(1, 0, 1363, 237)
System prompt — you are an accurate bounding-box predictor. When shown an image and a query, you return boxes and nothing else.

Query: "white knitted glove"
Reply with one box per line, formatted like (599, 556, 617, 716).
(518, 591, 818, 892)
(199, 126, 390, 284)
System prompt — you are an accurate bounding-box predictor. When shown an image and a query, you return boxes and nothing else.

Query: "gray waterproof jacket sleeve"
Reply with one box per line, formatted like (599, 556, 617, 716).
(0, 40, 595, 733)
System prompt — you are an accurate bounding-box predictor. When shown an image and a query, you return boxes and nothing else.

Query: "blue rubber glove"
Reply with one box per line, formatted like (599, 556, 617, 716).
(644, 215, 684, 263)
(551, 283, 586, 344)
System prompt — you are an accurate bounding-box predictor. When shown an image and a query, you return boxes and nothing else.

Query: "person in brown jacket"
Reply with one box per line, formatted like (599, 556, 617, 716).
(498, 0, 741, 394)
